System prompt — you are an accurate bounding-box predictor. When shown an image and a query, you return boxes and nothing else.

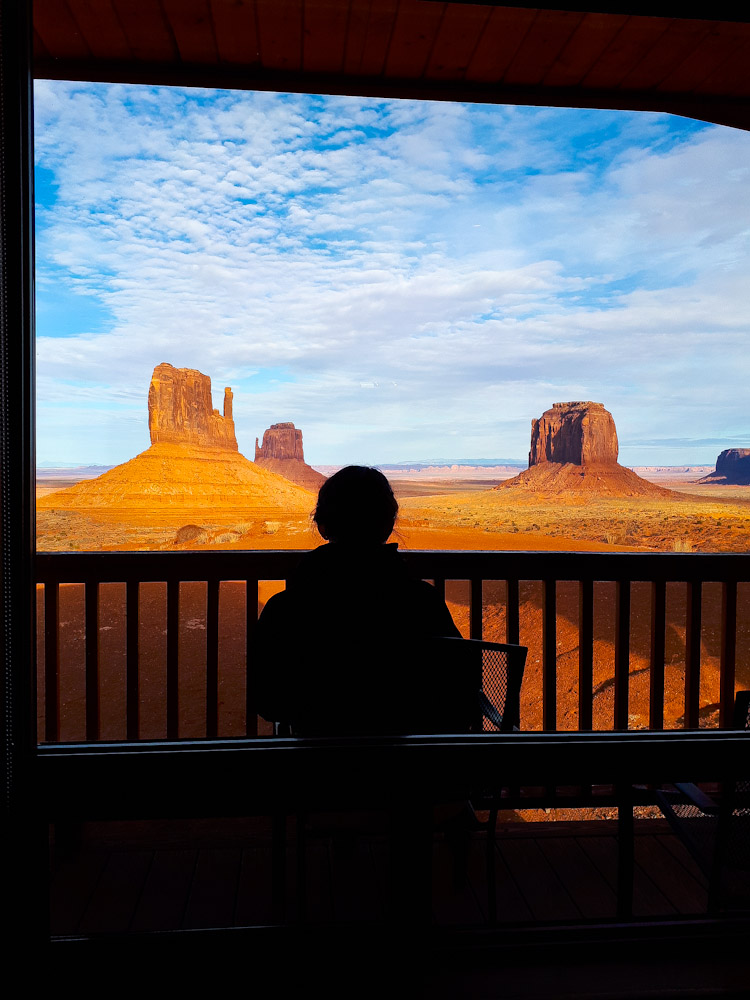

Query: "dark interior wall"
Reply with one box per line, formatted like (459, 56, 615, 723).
(0, 0, 43, 952)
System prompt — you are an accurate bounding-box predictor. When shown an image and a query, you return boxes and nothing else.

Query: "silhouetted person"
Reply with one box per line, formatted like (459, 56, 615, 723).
(254, 465, 460, 735)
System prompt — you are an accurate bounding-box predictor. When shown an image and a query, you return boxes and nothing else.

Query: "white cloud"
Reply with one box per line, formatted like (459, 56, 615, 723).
(33, 84, 750, 466)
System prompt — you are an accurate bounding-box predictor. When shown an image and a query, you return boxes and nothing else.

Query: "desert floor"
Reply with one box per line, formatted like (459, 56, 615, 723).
(36, 472, 750, 553)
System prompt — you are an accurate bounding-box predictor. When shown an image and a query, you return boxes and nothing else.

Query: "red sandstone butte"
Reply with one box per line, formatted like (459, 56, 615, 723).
(255, 422, 326, 491)
(529, 401, 618, 467)
(497, 401, 670, 497)
(148, 362, 237, 450)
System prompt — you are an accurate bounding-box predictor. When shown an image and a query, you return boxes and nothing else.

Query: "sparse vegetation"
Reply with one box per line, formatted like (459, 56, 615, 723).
(213, 530, 241, 543)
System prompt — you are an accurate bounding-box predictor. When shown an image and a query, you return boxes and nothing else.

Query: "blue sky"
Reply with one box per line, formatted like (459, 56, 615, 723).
(34, 81, 750, 468)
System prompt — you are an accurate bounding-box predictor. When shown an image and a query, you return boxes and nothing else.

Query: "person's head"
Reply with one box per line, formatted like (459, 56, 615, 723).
(313, 465, 398, 545)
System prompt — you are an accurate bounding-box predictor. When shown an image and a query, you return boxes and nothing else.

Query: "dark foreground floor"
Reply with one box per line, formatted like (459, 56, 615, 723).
(50, 816, 712, 932)
(47, 816, 750, 998)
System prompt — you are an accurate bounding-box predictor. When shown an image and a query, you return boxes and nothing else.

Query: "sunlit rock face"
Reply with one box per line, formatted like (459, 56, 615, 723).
(529, 401, 618, 468)
(700, 448, 750, 485)
(255, 422, 326, 491)
(148, 362, 237, 451)
(496, 400, 669, 497)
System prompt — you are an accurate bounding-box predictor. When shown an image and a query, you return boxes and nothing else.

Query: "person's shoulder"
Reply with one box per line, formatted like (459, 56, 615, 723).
(285, 543, 331, 585)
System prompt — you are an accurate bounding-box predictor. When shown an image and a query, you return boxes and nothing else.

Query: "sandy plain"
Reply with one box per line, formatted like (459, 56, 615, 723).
(36, 467, 750, 555)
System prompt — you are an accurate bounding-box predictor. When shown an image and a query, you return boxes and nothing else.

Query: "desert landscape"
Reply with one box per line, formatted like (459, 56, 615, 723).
(37, 382, 750, 556)
(36, 367, 750, 746)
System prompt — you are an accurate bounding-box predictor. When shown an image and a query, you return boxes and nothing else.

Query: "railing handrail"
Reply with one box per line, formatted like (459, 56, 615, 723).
(35, 549, 750, 583)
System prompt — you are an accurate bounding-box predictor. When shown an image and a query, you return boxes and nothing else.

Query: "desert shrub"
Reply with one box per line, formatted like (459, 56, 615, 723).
(264, 521, 281, 534)
(175, 524, 204, 544)
(604, 531, 617, 545)
(673, 538, 693, 552)
(234, 521, 254, 534)
(213, 531, 240, 544)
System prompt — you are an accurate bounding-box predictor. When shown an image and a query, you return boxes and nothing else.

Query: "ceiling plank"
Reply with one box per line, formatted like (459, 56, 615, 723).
(464, 5, 537, 83)
(342, 0, 372, 75)
(33, 28, 52, 62)
(542, 12, 627, 87)
(211, 0, 261, 65)
(503, 8, 585, 85)
(66, 0, 131, 60)
(656, 22, 750, 95)
(616, 17, 717, 92)
(34, 0, 92, 60)
(256, 0, 304, 71)
(111, 0, 179, 62)
(699, 39, 750, 98)
(303, 0, 350, 73)
(580, 15, 672, 90)
(384, 0, 447, 79)
(357, 0, 399, 77)
(162, 0, 219, 65)
(424, 2, 492, 80)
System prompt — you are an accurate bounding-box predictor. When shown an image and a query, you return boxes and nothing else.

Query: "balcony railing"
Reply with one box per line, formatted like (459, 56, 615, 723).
(36, 550, 750, 744)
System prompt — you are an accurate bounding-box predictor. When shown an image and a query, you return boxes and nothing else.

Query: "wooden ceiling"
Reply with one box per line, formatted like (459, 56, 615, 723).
(33, 1, 750, 130)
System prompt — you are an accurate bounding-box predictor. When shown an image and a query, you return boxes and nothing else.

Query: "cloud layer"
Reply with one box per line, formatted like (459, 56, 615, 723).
(34, 83, 750, 466)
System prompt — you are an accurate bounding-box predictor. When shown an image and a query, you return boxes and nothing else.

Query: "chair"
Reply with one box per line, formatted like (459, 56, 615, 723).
(281, 637, 527, 923)
(655, 691, 750, 913)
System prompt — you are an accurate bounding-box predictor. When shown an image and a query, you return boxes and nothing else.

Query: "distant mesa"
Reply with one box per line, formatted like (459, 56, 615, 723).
(37, 364, 316, 528)
(149, 362, 237, 451)
(255, 422, 326, 491)
(699, 448, 750, 485)
(497, 401, 671, 497)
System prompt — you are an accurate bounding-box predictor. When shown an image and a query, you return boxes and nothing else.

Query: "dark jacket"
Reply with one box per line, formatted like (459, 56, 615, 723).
(253, 542, 461, 735)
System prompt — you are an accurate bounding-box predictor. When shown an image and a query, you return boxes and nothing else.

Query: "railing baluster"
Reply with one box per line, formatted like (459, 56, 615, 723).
(506, 579, 519, 646)
(126, 580, 140, 741)
(85, 581, 100, 741)
(614, 580, 630, 730)
(166, 580, 179, 739)
(578, 579, 593, 732)
(649, 579, 666, 731)
(470, 578, 482, 640)
(33, 551, 750, 745)
(543, 579, 556, 732)
(44, 581, 60, 742)
(245, 578, 259, 736)
(206, 578, 220, 739)
(720, 580, 737, 729)
(685, 580, 702, 729)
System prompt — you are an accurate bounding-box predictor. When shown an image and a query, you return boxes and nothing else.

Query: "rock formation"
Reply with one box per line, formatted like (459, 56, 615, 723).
(699, 448, 750, 485)
(497, 401, 671, 498)
(254, 422, 326, 491)
(38, 365, 317, 530)
(148, 362, 237, 450)
(529, 401, 618, 467)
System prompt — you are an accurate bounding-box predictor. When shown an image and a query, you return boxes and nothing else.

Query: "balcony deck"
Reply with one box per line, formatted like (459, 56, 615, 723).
(51, 815, 715, 933)
(50, 813, 750, 996)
